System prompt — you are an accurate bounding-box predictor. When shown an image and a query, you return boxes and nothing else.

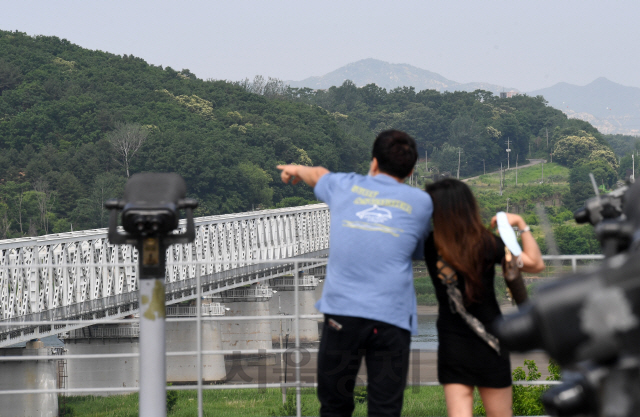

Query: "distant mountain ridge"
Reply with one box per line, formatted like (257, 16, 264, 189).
(286, 58, 516, 96)
(528, 78, 640, 135)
(287, 59, 639, 136)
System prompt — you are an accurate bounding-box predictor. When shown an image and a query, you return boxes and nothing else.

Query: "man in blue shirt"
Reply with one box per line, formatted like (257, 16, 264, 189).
(277, 130, 433, 417)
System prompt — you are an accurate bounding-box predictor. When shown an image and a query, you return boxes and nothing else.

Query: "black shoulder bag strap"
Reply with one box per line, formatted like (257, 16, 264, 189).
(436, 254, 501, 354)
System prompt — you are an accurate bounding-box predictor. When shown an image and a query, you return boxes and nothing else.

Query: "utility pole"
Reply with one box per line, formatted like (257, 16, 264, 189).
(546, 127, 549, 148)
(457, 147, 463, 179)
(425, 150, 428, 172)
(505, 138, 512, 170)
(507, 197, 510, 213)
(500, 163, 503, 196)
(633, 153, 635, 181)
(482, 159, 485, 175)
(516, 154, 518, 185)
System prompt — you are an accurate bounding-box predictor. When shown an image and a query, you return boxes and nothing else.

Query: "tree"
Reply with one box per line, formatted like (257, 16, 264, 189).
(553, 134, 600, 168)
(107, 122, 149, 177)
(0, 201, 10, 239)
(449, 115, 480, 148)
(237, 162, 274, 209)
(432, 143, 461, 175)
(554, 224, 599, 254)
(0, 181, 31, 236)
(92, 173, 125, 227)
(33, 179, 54, 234)
(70, 173, 125, 229)
(565, 165, 598, 211)
(589, 148, 619, 171)
(0, 60, 21, 93)
(583, 159, 617, 188)
(618, 154, 634, 180)
(55, 172, 83, 216)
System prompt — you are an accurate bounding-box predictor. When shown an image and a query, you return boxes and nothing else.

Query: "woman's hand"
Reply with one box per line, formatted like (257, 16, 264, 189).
(492, 213, 545, 273)
(490, 213, 526, 231)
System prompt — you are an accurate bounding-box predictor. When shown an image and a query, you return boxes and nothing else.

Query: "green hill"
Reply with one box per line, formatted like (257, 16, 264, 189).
(0, 30, 623, 245)
(0, 30, 371, 236)
(467, 163, 600, 255)
(282, 79, 613, 178)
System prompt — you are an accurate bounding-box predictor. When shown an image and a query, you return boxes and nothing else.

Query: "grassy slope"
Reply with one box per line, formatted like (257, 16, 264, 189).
(63, 387, 449, 417)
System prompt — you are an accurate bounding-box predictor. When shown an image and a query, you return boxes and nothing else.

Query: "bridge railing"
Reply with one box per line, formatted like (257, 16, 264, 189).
(269, 276, 320, 288)
(1, 198, 605, 416)
(63, 324, 140, 339)
(0, 257, 329, 417)
(0, 204, 330, 346)
(166, 303, 227, 317)
(0, 254, 591, 416)
(529, 254, 604, 277)
(209, 286, 273, 299)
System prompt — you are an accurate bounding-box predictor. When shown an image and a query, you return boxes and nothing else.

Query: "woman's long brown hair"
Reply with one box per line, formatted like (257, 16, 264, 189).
(426, 178, 496, 303)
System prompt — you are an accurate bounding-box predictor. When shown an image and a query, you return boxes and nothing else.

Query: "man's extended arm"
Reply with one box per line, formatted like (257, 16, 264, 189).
(276, 165, 330, 188)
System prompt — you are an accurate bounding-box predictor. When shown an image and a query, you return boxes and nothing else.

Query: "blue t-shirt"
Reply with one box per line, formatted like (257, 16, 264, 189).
(314, 172, 433, 334)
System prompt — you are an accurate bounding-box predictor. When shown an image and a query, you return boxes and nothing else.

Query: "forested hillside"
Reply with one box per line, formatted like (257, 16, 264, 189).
(0, 31, 371, 236)
(281, 80, 610, 177)
(280, 80, 622, 213)
(0, 31, 629, 248)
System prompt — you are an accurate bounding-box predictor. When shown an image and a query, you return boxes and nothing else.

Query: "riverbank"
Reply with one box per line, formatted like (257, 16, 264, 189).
(417, 302, 517, 315)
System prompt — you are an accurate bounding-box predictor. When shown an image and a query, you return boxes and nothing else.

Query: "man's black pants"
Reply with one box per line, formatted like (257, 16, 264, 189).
(317, 314, 411, 417)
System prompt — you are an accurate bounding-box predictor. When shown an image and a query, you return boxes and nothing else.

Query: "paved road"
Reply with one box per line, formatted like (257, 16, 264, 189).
(463, 159, 546, 183)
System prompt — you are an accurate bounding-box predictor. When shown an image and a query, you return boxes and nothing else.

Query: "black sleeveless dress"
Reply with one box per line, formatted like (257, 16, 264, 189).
(424, 233, 512, 388)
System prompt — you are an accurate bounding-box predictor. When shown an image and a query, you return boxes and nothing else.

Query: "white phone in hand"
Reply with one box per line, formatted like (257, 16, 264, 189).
(496, 211, 522, 257)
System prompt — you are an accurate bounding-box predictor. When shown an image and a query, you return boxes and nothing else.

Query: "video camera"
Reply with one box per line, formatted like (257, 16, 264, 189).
(494, 179, 640, 416)
(105, 172, 198, 278)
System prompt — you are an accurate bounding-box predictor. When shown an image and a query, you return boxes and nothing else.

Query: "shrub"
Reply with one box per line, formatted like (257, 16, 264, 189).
(166, 383, 178, 413)
(59, 403, 75, 416)
(353, 386, 367, 404)
(268, 389, 315, 416)
(473, 359, 558, 416)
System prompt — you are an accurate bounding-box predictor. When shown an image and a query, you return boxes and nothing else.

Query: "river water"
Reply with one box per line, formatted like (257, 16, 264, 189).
(410, 315, 438, 350)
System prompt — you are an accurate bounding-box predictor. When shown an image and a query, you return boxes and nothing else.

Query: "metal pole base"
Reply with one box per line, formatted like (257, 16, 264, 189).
(139, 278, 167, 417)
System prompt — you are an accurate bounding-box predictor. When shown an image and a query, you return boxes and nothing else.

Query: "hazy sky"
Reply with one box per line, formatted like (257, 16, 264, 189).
(2, 1, 638, 92)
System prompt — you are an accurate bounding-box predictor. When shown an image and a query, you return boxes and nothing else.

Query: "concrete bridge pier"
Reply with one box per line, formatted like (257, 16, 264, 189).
(166, 302, 227, 383)
(268, 274, 321, 345)
(63, 323, 140, 395)
(212, 284, 274, 356)
(0, 340, 58, 417)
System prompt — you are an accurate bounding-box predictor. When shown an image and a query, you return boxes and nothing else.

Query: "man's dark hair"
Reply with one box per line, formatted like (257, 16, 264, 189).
(372, 130, 418, 179)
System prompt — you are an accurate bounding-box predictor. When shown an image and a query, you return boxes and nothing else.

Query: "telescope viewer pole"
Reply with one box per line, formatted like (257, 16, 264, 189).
(138, 237, 167, 417)
(104, 173, 198, 417)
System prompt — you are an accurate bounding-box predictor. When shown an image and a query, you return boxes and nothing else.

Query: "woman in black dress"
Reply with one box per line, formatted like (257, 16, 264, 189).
(424, 179, 544, 417)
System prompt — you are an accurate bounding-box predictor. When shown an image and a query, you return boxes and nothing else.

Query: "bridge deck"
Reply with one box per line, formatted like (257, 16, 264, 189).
(0, 205, 329, 347)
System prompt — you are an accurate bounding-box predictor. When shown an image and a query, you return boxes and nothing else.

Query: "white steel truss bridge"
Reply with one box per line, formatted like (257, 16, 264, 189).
(0, 204, 330, 347)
